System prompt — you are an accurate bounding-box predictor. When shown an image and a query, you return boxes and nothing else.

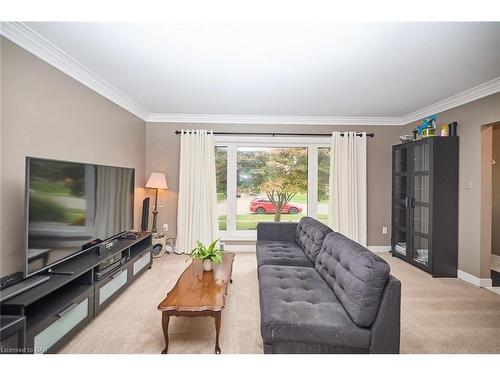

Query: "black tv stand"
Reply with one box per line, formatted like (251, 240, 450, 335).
(0, 275, 50, 303)
(45, 268, 75, 276)
(0, 232, 153, 354)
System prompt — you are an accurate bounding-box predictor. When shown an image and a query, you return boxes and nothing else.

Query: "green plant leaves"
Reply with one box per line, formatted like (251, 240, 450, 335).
(188, 238, 223, 264)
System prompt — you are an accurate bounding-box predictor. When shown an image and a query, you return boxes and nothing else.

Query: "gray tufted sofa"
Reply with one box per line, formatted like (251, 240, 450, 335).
(257, 217, 401, 354)
(256, 217, 332, 269)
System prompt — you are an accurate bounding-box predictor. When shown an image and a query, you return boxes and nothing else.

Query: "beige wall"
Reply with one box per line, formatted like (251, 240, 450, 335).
(492, 125, 500, 257)
(146, 122, 401, 247)
(0, 37, 147, 276)
(404, 93, 500, 278)
(3, 34, 499, 280)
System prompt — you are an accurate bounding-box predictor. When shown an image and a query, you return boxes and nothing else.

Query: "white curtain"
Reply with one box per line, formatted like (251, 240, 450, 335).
(329, 131, 367, 246)
(176, 129, 218, 253)
(94, 166, 134, 239)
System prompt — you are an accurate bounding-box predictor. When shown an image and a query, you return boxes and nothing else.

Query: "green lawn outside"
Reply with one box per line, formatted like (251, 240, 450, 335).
(217, 192, 226, 202)
(288, 192, 328, 205)
(65, 209, 87, 225)
(218, 218, 227, 230)
(218, 213, 328, 230)
(31, 180, 71, 195)
(289, 192, 307, 204)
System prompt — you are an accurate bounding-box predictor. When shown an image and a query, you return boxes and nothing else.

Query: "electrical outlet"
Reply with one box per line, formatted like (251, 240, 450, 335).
(163, 224, 168, 232)
(382, 226, 388, 235)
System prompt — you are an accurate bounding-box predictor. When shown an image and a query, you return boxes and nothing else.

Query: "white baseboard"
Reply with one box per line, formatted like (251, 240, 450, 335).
(457, 270, 492, 288)
(367, 246, 391, 253)
(221, 241, 391, 253)
(220, 241, 256, 252)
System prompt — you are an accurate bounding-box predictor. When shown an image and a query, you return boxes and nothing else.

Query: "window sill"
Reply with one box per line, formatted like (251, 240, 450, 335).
(219, 231, 257, 242)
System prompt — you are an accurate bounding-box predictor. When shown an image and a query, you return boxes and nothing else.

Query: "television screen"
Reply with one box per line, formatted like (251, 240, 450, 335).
(25, 157, 134, 276)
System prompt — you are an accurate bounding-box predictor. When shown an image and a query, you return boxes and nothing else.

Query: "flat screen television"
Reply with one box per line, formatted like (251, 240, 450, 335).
(25, 157, 135, 276)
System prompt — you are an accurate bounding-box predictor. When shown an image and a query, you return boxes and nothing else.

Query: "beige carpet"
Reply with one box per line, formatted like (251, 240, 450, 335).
(60, 252, 500, 354)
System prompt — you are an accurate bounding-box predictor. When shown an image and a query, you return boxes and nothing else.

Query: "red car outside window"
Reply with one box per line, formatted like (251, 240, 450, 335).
(249, 198, 303, 214)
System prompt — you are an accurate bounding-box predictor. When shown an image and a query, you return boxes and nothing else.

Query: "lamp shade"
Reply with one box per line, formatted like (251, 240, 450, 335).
(146, 172, 168, 190)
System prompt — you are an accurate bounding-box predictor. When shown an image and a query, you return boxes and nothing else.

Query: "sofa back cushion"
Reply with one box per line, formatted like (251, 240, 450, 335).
(315, 232, 390, 327)
(295, 217, 333, 264)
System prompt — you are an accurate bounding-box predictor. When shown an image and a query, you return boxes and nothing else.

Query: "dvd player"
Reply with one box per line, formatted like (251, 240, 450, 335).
(94, 261, 124, 281)
(94, 253, 127, 281)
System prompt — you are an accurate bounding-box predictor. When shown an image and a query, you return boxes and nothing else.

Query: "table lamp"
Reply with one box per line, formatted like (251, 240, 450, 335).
(146, 172, 168, 232)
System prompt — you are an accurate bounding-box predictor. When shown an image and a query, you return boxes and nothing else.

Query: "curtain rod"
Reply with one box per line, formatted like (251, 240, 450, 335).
(174, 131, 374, 137)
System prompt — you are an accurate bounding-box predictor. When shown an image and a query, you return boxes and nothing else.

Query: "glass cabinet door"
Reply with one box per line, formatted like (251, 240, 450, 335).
(411, 141, 431, 268)
(392, 145, 410, 258)
(393, 228, 407, 256)
(394, 147, 408, 173)
(394, 175, 408, 228)
(413, 142, 430, 172)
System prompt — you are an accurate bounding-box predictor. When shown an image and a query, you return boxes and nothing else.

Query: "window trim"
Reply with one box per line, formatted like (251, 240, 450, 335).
(215, 136, 331, 240)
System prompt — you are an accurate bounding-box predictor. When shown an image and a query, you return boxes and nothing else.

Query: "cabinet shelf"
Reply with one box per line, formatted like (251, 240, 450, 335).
(25, 283, 92, 331)
(130, 238, 153, 260)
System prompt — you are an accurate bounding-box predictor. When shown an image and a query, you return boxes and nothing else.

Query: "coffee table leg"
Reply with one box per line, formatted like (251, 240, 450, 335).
(214, 311, 221, 354)
(161, 312, 170, 354)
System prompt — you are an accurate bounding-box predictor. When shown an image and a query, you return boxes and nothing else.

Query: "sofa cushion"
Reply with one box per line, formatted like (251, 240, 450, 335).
(295, 217, 333, 264)
(256, 222, 298, 242)
(258, 265, 371, 350)
(256, 241, 314, 268)
(315, 232, 390, 327)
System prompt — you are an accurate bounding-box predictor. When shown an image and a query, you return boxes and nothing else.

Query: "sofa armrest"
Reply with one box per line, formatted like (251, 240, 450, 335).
(369, 275, 401, 354)
(256, 222, 298, 242)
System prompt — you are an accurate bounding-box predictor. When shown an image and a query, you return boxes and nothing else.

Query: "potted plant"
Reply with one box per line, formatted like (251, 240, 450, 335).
(188, 238, 223, 272)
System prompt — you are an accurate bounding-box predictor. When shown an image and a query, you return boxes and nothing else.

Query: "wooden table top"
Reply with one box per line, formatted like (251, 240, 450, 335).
(158, 252, 235, 312)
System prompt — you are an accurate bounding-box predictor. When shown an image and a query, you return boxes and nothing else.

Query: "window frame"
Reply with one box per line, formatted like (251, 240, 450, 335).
(215, 136, 330, 240)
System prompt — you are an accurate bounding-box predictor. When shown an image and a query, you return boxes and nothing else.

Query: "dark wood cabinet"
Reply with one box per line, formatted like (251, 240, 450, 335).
(391, 137, 458, 277)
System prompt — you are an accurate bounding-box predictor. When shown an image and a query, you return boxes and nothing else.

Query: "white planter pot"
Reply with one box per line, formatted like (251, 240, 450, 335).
(202, 259, 213, 272)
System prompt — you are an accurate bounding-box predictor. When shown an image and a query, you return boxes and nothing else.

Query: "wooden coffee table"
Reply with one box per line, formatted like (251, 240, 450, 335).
(157, 252, 235, 354)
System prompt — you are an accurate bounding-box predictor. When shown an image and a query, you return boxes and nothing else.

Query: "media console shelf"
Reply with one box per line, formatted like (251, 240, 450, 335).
(0, 232, 152, 354)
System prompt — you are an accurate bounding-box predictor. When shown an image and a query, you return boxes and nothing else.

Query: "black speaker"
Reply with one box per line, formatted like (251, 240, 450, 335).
(141, 197, 150, 232)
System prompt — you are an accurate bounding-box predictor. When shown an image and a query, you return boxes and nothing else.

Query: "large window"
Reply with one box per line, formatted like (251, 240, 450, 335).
(237, 147, 308, 230)
(318, 147, 330, 225)
(215, 137, 330, 239)
(215, 146, 227, 231)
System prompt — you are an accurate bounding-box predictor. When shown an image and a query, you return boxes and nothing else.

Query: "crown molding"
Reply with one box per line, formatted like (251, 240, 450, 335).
(402, 77, 500, 125)
(1, 22, 499, 126)
(148, 77, 500, 125)
(145, 113, 405, 125)
(0, 22, 149, 120)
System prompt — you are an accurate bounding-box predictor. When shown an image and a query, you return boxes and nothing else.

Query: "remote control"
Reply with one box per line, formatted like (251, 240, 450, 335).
(0, 272, 23, 290)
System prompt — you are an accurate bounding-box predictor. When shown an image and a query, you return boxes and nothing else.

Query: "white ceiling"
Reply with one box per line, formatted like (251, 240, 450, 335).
(9, 22, 500, 122)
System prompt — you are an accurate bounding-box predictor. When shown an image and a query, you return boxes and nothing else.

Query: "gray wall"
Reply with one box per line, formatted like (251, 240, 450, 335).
(404, 93, 500, 278)
(146, 122, 401, 247)
(492, 125, 500, 257)
(0, 37, 147, 276)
